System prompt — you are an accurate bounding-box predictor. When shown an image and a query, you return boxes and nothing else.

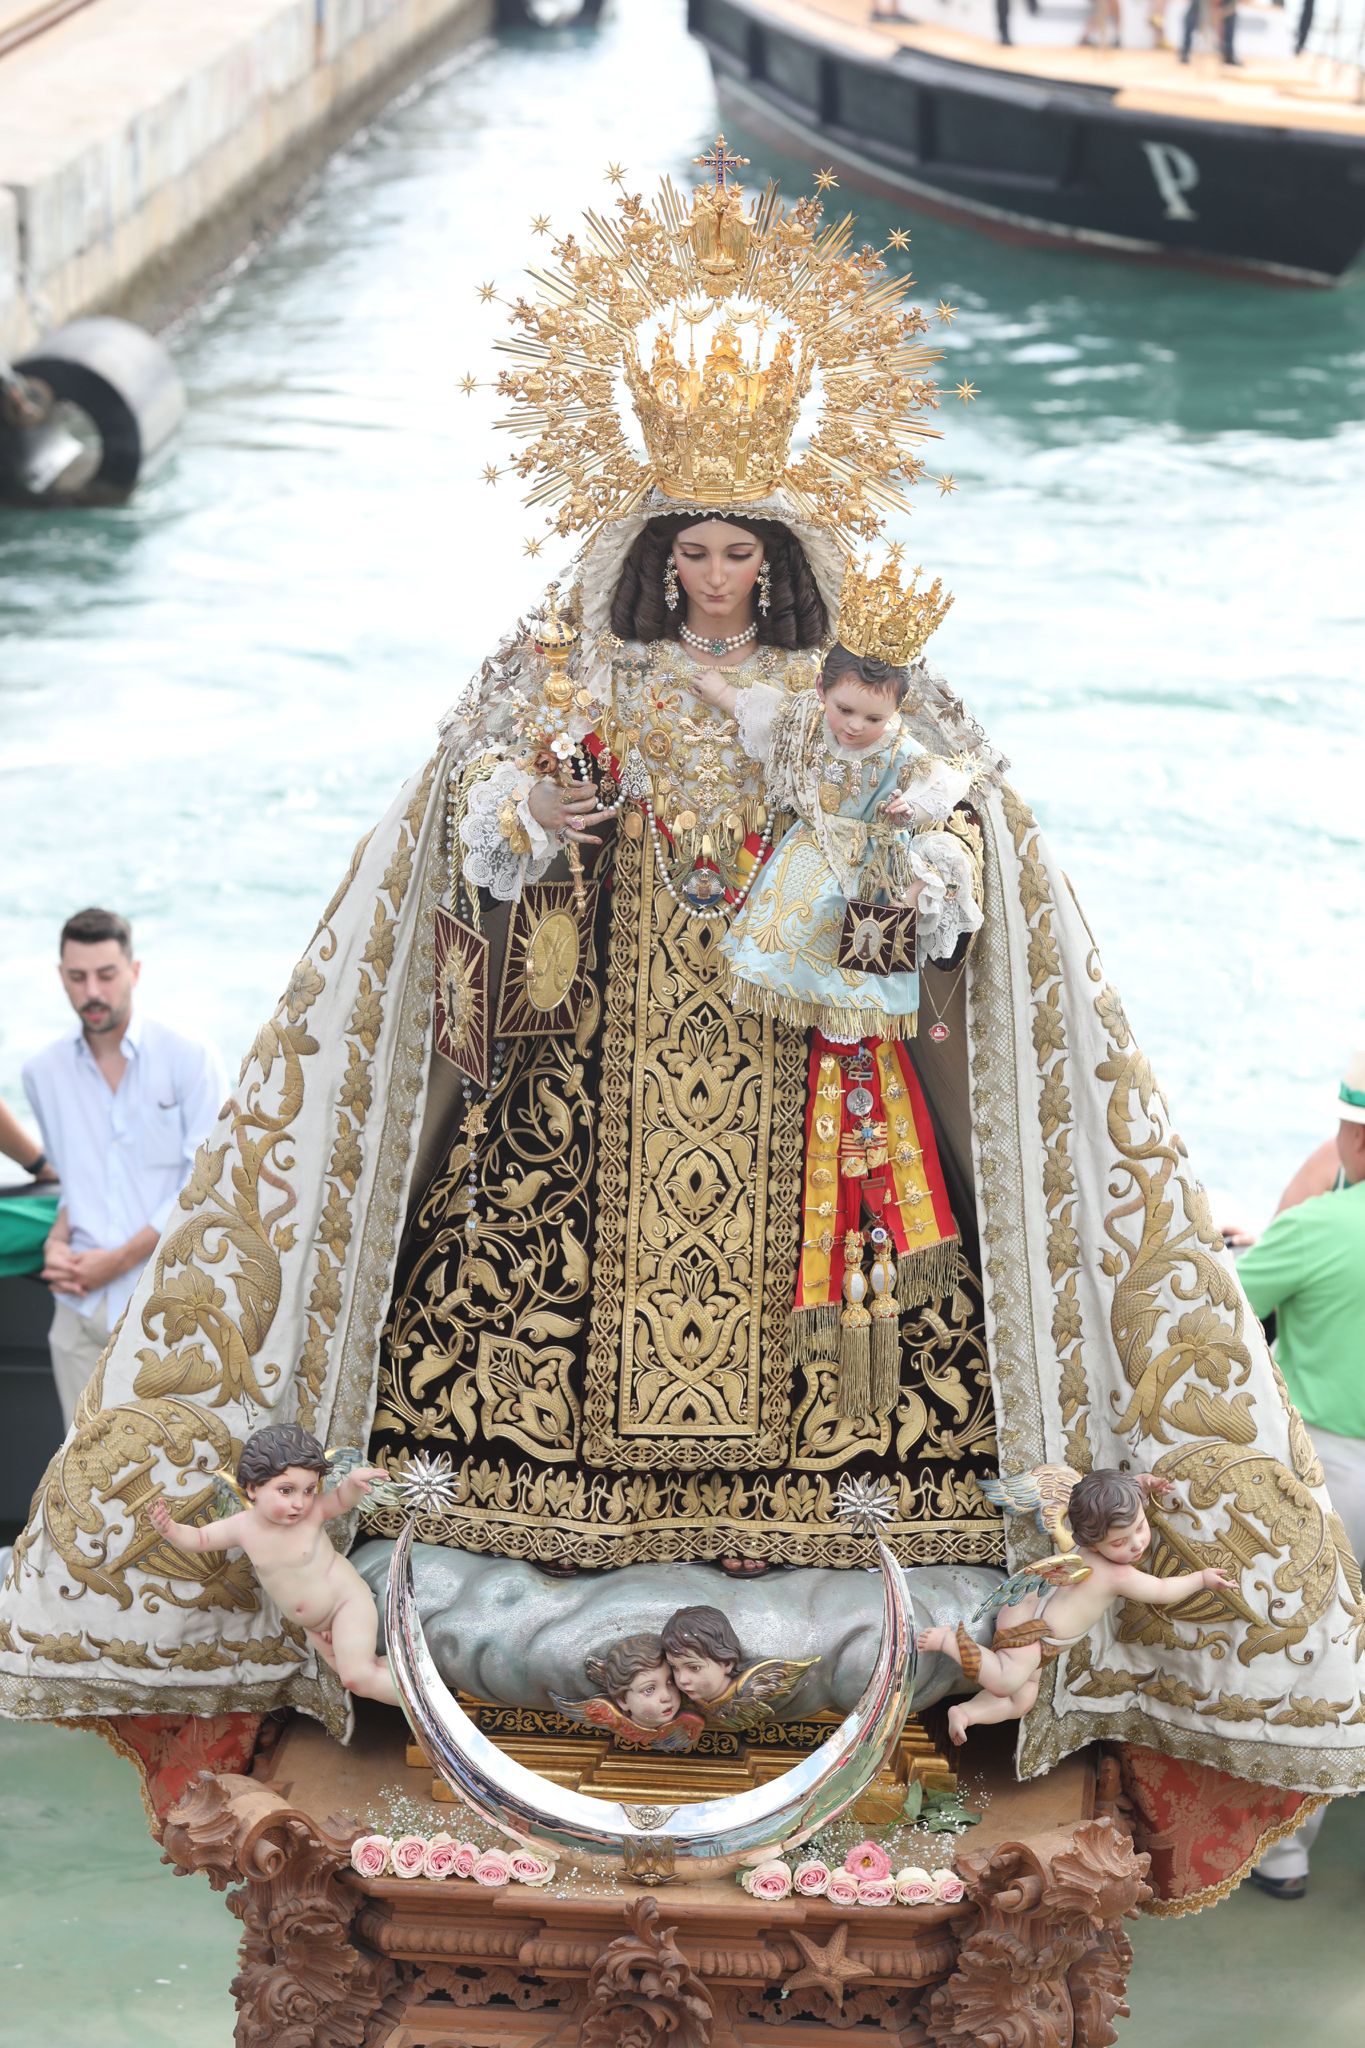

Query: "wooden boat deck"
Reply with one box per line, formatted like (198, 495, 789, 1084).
(753, 0, 1365, 136)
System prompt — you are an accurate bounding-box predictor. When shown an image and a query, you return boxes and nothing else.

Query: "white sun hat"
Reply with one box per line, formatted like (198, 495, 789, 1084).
(1338, 1050, 1365, 1125)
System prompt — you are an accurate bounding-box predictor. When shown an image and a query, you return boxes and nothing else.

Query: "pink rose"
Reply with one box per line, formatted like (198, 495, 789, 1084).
(858, 1877, 896, 1907)
(509, 1851, 555, 1888)
(792, 1859, 830, 1898)
(894, 1865, 935, 1906)
(453, 1842, 478, 1879)
(473, 1848, 513, 1887)
(745, 1859, 793, 1901)
(843, 1839, 892, 1882)
(391, 1834, 429, 1879)
(932, 1868, 966, 1903)
(423, 1834, 460, 1880)
(349, 1833, 391, 1879)
(826, 1869, 860, 1905)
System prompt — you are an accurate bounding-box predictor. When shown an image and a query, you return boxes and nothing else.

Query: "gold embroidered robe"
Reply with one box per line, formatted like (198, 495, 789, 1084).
(370, 641, 1002, 1568)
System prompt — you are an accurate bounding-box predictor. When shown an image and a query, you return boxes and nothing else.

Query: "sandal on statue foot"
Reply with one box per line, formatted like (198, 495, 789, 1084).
(534, 1560, 582, 1579)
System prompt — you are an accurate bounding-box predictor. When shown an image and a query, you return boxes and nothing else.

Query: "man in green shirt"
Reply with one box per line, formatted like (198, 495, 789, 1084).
(1238, 1053, 1365, 1898)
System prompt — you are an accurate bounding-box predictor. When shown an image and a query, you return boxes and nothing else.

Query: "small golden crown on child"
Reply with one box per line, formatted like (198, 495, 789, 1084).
(837, 547, 953, 668)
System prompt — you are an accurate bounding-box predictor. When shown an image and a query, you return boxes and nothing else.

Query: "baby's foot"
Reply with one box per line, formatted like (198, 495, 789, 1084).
(947, 1702, 972, 1746)
(916, 1624, 953, 1656)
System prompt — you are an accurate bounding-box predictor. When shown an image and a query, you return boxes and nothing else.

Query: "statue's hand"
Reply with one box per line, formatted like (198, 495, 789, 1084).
(526, 777, 611, 846)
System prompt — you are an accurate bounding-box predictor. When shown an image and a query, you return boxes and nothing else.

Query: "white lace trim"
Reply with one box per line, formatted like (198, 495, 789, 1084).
(459, 758, 561, 904)
(893, 757, 973, 829)
(909, 831, 984, 963)
(734, 680, 786, 767)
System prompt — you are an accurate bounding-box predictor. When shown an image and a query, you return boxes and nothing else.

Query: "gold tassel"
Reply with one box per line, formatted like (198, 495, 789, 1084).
(836, 1228, 871, 1419)
(868, 1228, 900, 1413)
(837, 1307, 872, 1418)
(895, 1236, 960, 1312)
(791, 1303, 841, 1367)
(870, 1296, 899, 1413)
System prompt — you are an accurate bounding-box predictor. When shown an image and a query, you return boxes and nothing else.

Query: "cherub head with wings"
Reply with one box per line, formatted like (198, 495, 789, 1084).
(659, 1605, 744, 1706)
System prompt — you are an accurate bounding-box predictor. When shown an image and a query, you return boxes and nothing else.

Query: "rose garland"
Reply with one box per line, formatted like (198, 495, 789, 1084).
(349, 1832, 555, 1887)
(739, 1839, 965, 1907)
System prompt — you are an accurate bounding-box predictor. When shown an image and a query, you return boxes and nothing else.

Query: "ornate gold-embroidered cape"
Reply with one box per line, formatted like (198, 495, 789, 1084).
(1, 616, 1363, 1796)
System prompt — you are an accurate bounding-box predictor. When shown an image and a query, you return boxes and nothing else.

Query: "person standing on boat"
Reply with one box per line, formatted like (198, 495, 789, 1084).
(1180, 0, 1239, 64)
(1234, 1051, 1365, 1898)
(21, 907, 228, 1429)
(1078, 0, 1122, 48)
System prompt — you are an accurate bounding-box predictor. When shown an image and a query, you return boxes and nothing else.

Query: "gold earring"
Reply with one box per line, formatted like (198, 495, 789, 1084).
(757, 561, 771, 615)
(664, 557, 679, 611)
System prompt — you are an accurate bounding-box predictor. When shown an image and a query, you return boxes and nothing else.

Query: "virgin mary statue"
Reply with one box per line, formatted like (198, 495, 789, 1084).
(3, 152, 1364, 1871)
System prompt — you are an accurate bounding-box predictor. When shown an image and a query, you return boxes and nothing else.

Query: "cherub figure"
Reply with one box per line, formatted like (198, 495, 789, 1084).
(660, 1605, 817, 1733)
(554, 1632, 706, 1752)
(917, 1467, 1234, 1746)
(148, 1423, 398, 1706)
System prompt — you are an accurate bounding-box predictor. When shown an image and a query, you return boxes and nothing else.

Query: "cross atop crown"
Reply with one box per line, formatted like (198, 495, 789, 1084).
(694, 134, 749, 188)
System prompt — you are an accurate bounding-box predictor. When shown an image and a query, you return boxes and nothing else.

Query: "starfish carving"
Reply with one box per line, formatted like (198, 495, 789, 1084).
(781, 1922, 874, 2010)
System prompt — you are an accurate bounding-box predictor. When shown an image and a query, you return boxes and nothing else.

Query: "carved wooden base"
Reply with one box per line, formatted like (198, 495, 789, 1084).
(160, 1729, 1150, 2048)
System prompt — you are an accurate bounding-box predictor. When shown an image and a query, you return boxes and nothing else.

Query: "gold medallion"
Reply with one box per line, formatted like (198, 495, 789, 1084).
(525, 910, 581, 1012)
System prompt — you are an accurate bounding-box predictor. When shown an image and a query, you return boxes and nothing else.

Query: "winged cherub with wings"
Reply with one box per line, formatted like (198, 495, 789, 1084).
(917, 1466, 1233, 1747)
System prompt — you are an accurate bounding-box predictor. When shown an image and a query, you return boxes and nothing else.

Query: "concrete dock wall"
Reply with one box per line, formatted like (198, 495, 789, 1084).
(0, 0, 493, 357)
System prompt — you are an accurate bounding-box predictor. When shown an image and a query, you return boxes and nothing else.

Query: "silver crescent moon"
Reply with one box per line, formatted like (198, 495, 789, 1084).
(384, 1519, 918, 1881)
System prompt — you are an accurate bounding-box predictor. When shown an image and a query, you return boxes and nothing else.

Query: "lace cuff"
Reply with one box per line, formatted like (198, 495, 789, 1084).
(459, 758, 561, 903)
(910, 830, 985, 963)
(893, 756, 973, 829)
(733, 681, 786, 768)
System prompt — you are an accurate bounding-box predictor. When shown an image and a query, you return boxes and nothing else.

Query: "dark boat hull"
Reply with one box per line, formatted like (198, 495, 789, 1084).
(689, 0, 1365, 284)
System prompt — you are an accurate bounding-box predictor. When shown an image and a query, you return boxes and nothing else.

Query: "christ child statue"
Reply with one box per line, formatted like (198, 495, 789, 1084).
(148, 1422, 397, 1705)
(688, 642, 979, 1043)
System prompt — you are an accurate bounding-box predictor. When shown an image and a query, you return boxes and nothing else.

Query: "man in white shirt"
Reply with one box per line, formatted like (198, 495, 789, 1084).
(22, 907, 229, 1428)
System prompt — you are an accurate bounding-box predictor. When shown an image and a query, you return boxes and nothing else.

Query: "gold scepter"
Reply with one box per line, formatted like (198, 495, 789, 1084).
(530, 583, 587, 914)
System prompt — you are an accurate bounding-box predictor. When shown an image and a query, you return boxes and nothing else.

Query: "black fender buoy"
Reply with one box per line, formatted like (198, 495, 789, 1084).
(0, 316, 184, 506)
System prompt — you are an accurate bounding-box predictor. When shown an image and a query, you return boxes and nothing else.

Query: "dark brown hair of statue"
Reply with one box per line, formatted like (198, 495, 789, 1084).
(583, 1632, 669, 1706)
(820, 641, 911, 704)
(1067, 1469, 1147, 1549)
(659, 1604, 744, 1671)
(608, 512, 829, 649)
(237, 1424, 330, 1495)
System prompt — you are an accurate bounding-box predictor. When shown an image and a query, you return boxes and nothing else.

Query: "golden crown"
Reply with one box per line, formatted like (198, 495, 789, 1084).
(467, 140, 975, 552)
(837, 547, 953, 668)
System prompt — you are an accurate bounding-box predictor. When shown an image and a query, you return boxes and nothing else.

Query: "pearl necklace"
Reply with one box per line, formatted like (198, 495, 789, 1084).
(680, 621, 757, 659)
(646, 800, 775, 922)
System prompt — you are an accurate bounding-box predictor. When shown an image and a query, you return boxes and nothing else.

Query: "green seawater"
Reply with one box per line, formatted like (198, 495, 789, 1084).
(0, 9, 1363, 2037)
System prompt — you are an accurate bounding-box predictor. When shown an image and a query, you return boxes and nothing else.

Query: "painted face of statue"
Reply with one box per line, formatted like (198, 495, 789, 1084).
(671, 519, 764, 625)
(620, 1659, 683, 1728)
(818, 675, 898, 752)
(245, 1466, 321, 1526)
(1089, 1509, 1151, 1566)
(666, 1647, 737, 1704)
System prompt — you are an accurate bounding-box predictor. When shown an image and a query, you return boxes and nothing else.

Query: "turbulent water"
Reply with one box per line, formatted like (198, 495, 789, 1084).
(1, 1, 1362, 1223)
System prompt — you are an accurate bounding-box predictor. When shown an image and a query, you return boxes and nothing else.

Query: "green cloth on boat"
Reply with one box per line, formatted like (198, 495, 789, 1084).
(0, 1193, 59, 1278)
(1238, 1177, 1365, 1441)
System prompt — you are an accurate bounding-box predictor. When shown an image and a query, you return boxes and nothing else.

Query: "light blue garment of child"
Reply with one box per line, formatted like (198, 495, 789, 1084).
(721, 685, 981, 1043)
